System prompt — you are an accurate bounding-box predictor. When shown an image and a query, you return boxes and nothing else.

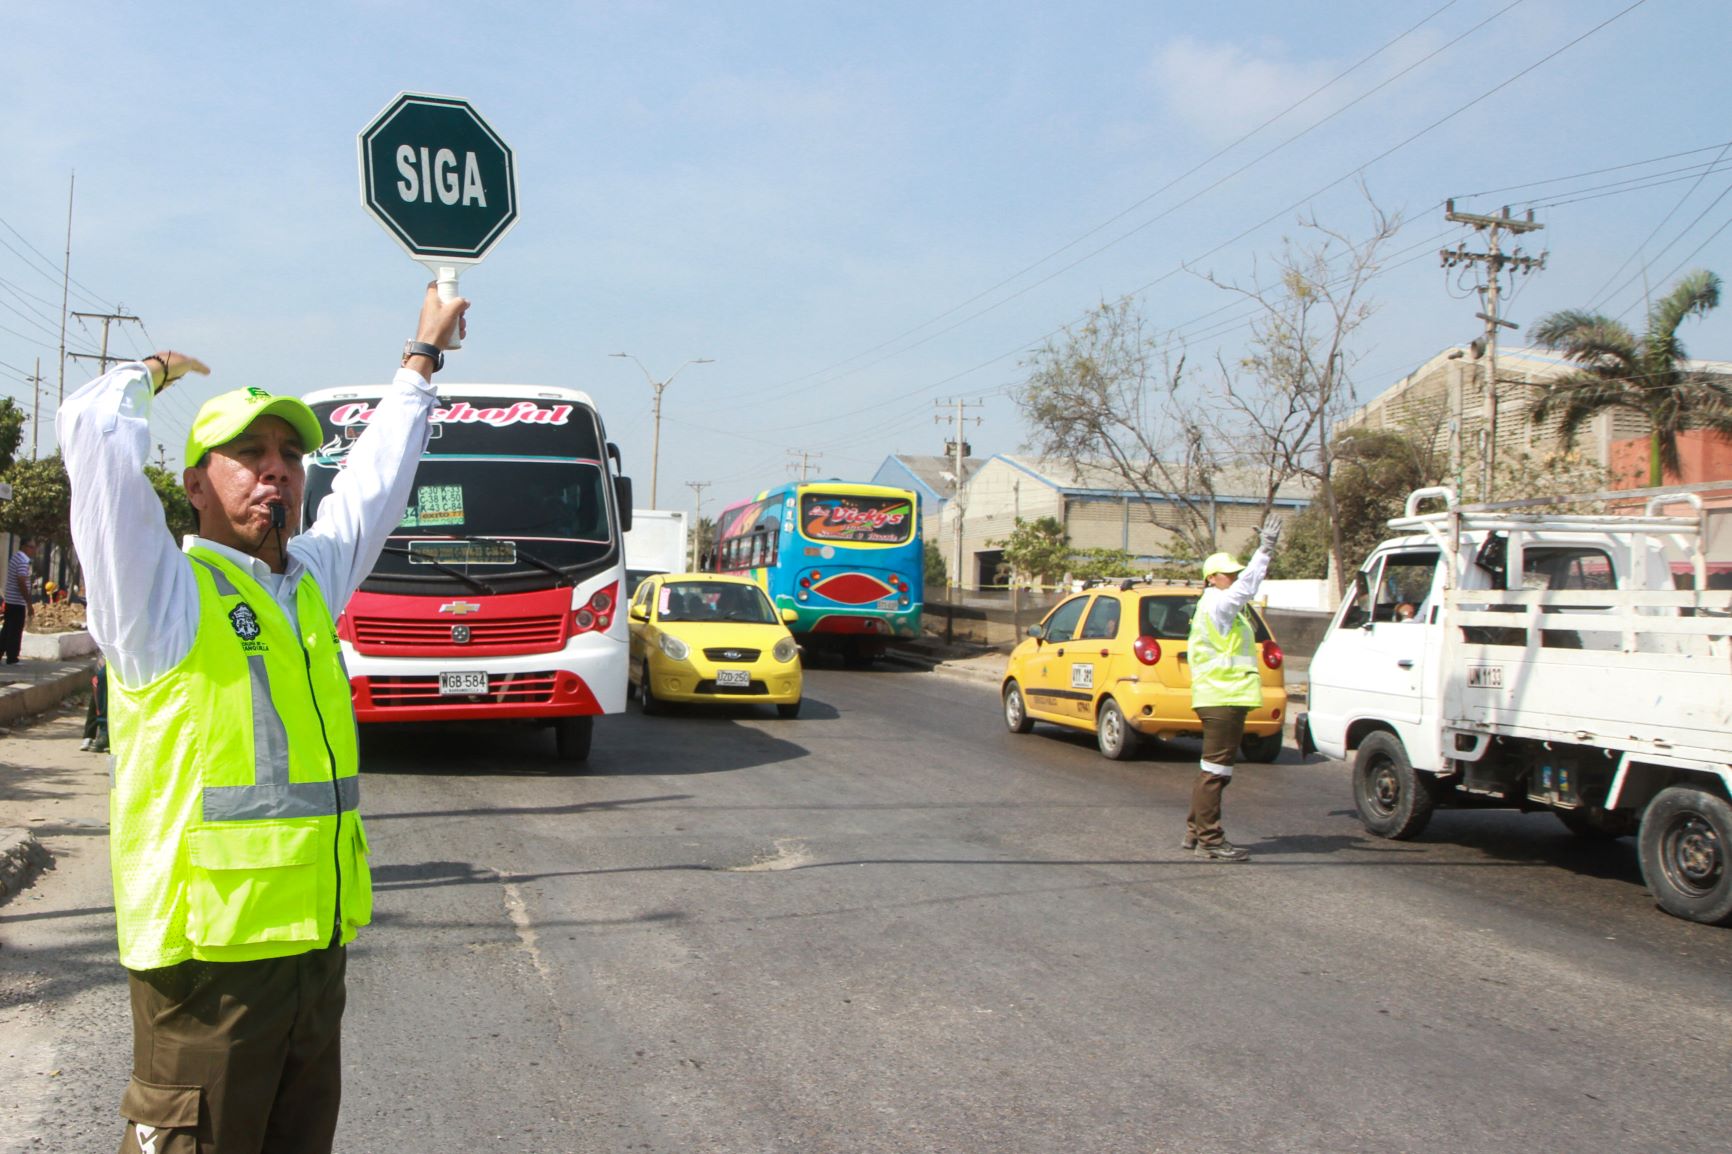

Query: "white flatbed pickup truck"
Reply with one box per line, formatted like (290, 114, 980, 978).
(1297, 485, 1732, 925)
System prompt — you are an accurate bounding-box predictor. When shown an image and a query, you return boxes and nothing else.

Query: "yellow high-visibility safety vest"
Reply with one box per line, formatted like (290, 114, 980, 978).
(1188, 597, 1262, 709)
(108, 546, 369, 970)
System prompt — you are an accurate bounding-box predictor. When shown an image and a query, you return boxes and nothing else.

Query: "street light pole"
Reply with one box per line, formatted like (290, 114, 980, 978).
(610, 352, 714, 508)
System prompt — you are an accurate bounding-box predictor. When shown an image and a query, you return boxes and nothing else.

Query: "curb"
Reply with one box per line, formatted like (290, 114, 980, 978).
(0, 827, 52, 904)
(0, 658, 100, 728)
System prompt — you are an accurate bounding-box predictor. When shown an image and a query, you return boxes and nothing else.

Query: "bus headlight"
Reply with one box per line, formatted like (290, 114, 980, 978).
(659, 634, 690, 662)
(772, 637, 798, 663)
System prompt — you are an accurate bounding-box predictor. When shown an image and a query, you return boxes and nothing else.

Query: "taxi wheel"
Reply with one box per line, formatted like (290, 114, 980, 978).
(1003, 680, 1034, 734)
(639, 661, 665, 716)
(1097, 698, 1141, 760)
(776, 698, 802, 719)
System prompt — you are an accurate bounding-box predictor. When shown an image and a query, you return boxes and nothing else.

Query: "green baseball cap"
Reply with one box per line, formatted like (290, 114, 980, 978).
(184, 387, 324, 467)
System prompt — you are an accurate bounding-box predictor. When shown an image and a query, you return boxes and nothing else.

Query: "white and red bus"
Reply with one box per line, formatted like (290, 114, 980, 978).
(302, 385, 631, 764)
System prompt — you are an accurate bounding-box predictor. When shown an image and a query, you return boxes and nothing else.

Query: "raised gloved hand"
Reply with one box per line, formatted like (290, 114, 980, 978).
(1259, 514, 1284, 552)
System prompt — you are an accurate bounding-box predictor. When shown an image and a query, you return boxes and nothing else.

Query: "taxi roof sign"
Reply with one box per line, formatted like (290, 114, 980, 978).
(358, 92, 518, 263)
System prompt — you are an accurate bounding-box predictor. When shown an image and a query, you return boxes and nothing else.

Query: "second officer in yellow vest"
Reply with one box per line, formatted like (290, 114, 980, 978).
(1185, 515, 1284, 862)
(60, 283, 469, 1154)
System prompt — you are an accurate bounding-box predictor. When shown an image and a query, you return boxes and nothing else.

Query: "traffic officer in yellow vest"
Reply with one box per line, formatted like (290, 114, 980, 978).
(59, 283, 467, 1154)
(1184, 514, 1283, 862)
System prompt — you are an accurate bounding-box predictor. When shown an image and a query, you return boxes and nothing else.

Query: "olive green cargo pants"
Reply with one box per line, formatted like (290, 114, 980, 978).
(119, 945, 346, 1154)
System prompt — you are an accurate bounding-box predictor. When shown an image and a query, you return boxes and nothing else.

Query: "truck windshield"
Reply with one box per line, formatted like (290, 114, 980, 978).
(305, 456, 613, 586)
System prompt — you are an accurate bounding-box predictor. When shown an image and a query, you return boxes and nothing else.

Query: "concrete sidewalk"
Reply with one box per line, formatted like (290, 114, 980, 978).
(0, 656, 103, 904)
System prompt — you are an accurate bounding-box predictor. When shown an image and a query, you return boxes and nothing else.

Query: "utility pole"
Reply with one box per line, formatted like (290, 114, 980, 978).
(56, 172, 73, 406)
(69, 308, 144, 376)
(786, 449, 822, 481)
(1441, 201, 1545, 502)
(685, 480, 710, 568)
(25, 359, 43, 458)
(934, 397, 983, 590)
(609, 352, 714, 508)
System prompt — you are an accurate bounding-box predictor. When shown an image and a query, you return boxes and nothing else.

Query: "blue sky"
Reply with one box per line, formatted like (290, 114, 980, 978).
(3, 0, 1729, 519)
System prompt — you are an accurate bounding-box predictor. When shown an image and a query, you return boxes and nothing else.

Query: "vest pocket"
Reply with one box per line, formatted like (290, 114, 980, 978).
(184, 825, 322, 947)
(345, 818, 373, 930)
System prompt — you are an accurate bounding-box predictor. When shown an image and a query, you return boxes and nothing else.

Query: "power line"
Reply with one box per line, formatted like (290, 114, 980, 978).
(1450, 140, 1732, 202)
(0, 209, 117, 313)
(713, 0, 1632, 423)
(691, 1, 1479, 414)
(1595, 179, 1732, 315)
(1586, 141, 1732, 310)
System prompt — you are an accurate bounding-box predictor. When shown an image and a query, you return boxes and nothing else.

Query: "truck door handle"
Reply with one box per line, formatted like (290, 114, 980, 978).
(1397, 659, 1415, 668)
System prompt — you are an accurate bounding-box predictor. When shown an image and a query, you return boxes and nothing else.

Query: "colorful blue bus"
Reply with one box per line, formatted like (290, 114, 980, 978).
(712, 481, 922, 666)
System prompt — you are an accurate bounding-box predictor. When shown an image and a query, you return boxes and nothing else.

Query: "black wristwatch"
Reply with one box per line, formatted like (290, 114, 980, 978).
(402, 340, 445, 372)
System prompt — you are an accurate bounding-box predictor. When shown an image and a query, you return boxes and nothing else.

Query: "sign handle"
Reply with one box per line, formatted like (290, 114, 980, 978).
(433, 265, 462, 349)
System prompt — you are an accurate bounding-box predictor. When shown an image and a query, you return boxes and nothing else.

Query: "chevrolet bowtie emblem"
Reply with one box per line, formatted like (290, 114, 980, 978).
(438, 601, 482, 615)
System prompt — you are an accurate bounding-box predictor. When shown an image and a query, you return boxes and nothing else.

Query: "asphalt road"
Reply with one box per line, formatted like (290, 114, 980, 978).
(4, 663, 1731, 1153)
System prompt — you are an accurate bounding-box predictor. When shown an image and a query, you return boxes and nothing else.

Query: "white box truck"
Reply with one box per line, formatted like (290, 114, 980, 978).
(624, 509, 690, 596)
(1298, 485, 1732, 925)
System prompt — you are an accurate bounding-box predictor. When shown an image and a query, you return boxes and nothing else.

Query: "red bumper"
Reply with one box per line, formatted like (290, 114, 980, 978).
(351, 669, 604, 724)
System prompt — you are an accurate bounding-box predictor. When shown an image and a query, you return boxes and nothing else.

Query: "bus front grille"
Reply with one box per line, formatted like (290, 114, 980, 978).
(367, 672, 560, 707)
(351, 614, 567, 651)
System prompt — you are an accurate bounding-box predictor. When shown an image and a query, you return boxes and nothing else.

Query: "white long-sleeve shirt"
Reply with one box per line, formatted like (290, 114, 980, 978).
(1197, 545, 1271, 637)
(59, 362, 436, 688)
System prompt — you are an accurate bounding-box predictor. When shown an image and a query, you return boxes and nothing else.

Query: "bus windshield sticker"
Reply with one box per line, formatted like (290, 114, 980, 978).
(801, 494, 913, 544)
(327, 399, 574, 428)
(408, 539, 519, 566)
(404, 484, 466, 528)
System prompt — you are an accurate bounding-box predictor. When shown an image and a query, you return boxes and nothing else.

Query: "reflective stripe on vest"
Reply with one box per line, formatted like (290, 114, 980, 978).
(193, 560, 360, 822)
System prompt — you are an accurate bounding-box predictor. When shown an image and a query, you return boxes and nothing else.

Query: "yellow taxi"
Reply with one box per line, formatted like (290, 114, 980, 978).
(628, 573, 804, 717)
(1000, 581, 1287, 761)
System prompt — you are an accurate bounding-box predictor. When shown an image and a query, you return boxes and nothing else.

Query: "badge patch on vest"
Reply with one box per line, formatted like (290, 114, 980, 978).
(229, 603, 262, 641)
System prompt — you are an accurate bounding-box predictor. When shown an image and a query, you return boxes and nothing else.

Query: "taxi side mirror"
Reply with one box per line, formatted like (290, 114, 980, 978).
(629, 603, 649, 622)
(781, 607, 798, 624)
(1027, 623, 1045, 641)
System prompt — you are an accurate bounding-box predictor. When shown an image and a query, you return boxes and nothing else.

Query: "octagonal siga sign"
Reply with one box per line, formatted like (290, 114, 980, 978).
(358, 93, 518, 263)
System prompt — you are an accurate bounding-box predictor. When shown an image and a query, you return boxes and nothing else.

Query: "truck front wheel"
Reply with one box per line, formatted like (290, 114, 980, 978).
(1639, 786, 1732, 926)
(1353, 732, 1435, 840)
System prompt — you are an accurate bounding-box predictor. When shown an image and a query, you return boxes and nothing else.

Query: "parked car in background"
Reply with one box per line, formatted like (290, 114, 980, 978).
(1001, 581, 1288, 761)
(628, 573, 804, 718)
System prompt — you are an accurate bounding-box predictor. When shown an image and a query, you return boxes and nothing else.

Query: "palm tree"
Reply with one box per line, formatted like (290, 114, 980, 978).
(1528, 269, 1731, 487)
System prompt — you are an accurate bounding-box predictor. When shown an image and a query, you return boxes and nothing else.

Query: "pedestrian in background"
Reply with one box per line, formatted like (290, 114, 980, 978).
(0, 538, 36, 663)
(1184, 515, 1283, 863)
(60, 282, 467, 1154)
(81, 657, 108, 752)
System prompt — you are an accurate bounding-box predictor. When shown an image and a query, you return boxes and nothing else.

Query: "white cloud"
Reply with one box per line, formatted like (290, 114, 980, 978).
(1148, 36, 1336, 144)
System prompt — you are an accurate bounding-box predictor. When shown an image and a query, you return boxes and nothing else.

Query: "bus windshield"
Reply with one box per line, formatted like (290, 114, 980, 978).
(799, 490, 915, 545)
(305, 456, 613, 583)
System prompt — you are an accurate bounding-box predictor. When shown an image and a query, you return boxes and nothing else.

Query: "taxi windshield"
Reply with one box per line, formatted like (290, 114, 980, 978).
(657, 581, 776, 624)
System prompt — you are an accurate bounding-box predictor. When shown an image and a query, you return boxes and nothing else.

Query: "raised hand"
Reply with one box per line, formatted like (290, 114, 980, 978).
(1259, 514, 1284, 552)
